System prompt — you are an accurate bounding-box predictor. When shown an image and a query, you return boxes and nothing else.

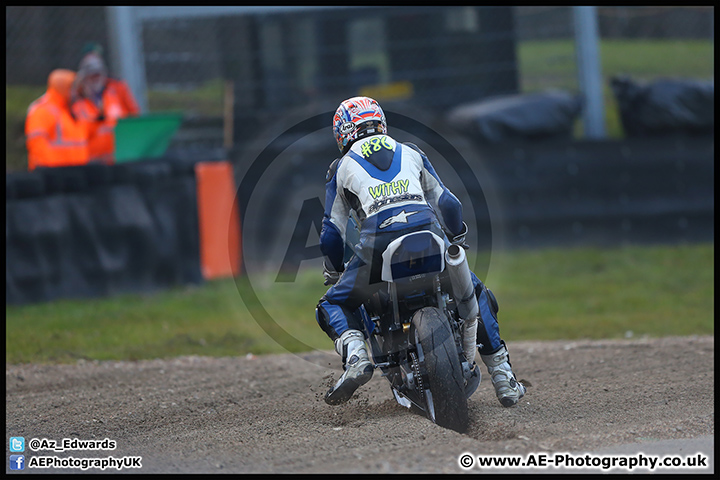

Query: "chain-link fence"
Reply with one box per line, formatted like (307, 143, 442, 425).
(6, 6, 714, 171)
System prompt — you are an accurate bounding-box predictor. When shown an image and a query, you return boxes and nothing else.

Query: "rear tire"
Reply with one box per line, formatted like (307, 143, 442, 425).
(411, 306, 469, 433)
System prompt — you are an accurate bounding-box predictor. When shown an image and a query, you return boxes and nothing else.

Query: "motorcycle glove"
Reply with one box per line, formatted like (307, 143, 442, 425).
(323, 260, 342, 286)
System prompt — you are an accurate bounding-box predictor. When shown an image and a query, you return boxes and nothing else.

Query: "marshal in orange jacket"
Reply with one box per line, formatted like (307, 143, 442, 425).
(72, 78, 140, 164)
(25, 69, 91, 171)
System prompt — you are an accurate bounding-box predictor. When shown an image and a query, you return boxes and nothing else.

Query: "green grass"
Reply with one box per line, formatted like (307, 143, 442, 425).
(6, 243, 714, 365)
(485, 243, 714, 340)
(5, 280, 294, 364)
(146, 78, 226, 117)
(518, 39, 715, 91)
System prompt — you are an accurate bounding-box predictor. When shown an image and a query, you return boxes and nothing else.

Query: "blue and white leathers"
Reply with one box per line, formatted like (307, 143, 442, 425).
(315, 134, 503, 355)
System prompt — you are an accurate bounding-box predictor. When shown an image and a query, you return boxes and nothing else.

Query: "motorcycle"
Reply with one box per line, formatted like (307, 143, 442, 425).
(347, 220, 482, 433)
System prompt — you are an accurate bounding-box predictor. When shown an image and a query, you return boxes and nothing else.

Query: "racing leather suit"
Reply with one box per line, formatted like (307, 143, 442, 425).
(315, 133, 503, 356)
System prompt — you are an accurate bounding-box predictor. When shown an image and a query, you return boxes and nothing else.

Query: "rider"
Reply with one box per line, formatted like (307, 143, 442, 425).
(316, 96, 526, 408)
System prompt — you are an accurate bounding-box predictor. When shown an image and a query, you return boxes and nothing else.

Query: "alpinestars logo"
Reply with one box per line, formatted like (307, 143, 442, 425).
(379, 210, 419, 229)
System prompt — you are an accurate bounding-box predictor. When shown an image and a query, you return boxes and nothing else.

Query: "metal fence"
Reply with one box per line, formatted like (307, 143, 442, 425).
(8, 7, 713, 95)
(6, 6, 714, 167)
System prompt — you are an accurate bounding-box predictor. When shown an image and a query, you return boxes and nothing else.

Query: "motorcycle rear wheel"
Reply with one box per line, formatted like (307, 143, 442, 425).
(411, 306, 469, 433)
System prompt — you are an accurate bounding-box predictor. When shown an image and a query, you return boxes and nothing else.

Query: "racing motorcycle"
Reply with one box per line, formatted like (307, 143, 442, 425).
(348, 221, 482, 433)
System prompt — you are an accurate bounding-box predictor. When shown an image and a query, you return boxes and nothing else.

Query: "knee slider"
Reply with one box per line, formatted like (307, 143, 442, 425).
(315, 301, 339, 342)
(474, 281, 499, 315)
(486, 286, 499, 315)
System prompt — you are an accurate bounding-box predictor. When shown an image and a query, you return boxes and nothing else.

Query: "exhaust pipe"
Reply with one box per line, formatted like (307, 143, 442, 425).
(445, 244, 478, 365)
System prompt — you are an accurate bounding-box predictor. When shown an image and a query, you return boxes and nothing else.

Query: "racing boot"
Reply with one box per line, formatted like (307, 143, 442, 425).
(325, 329, 374, 405)
(481, 344, 526, 407)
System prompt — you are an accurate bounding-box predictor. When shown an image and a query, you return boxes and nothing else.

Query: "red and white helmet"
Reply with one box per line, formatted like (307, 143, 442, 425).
(332, 96, 387, 153)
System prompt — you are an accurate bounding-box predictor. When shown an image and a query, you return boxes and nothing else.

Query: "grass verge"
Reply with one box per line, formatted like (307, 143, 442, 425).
(6, 242, 713, 365)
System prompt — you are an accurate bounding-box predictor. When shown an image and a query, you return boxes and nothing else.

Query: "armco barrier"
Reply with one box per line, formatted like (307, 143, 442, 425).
(6, 159, 206, 305)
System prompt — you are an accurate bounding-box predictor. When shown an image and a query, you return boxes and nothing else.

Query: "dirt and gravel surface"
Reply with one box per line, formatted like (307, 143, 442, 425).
(6, 335, 714, 474)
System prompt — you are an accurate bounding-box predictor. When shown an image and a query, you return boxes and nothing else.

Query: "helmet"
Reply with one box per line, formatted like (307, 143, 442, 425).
(332, 96, 387, 153)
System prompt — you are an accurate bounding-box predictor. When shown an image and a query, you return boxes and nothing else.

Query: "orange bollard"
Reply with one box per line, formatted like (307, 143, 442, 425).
(195, 161, 242, 279)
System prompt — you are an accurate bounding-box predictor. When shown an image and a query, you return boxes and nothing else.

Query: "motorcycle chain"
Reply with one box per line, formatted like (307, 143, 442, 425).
(409, 351, 425, 399)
